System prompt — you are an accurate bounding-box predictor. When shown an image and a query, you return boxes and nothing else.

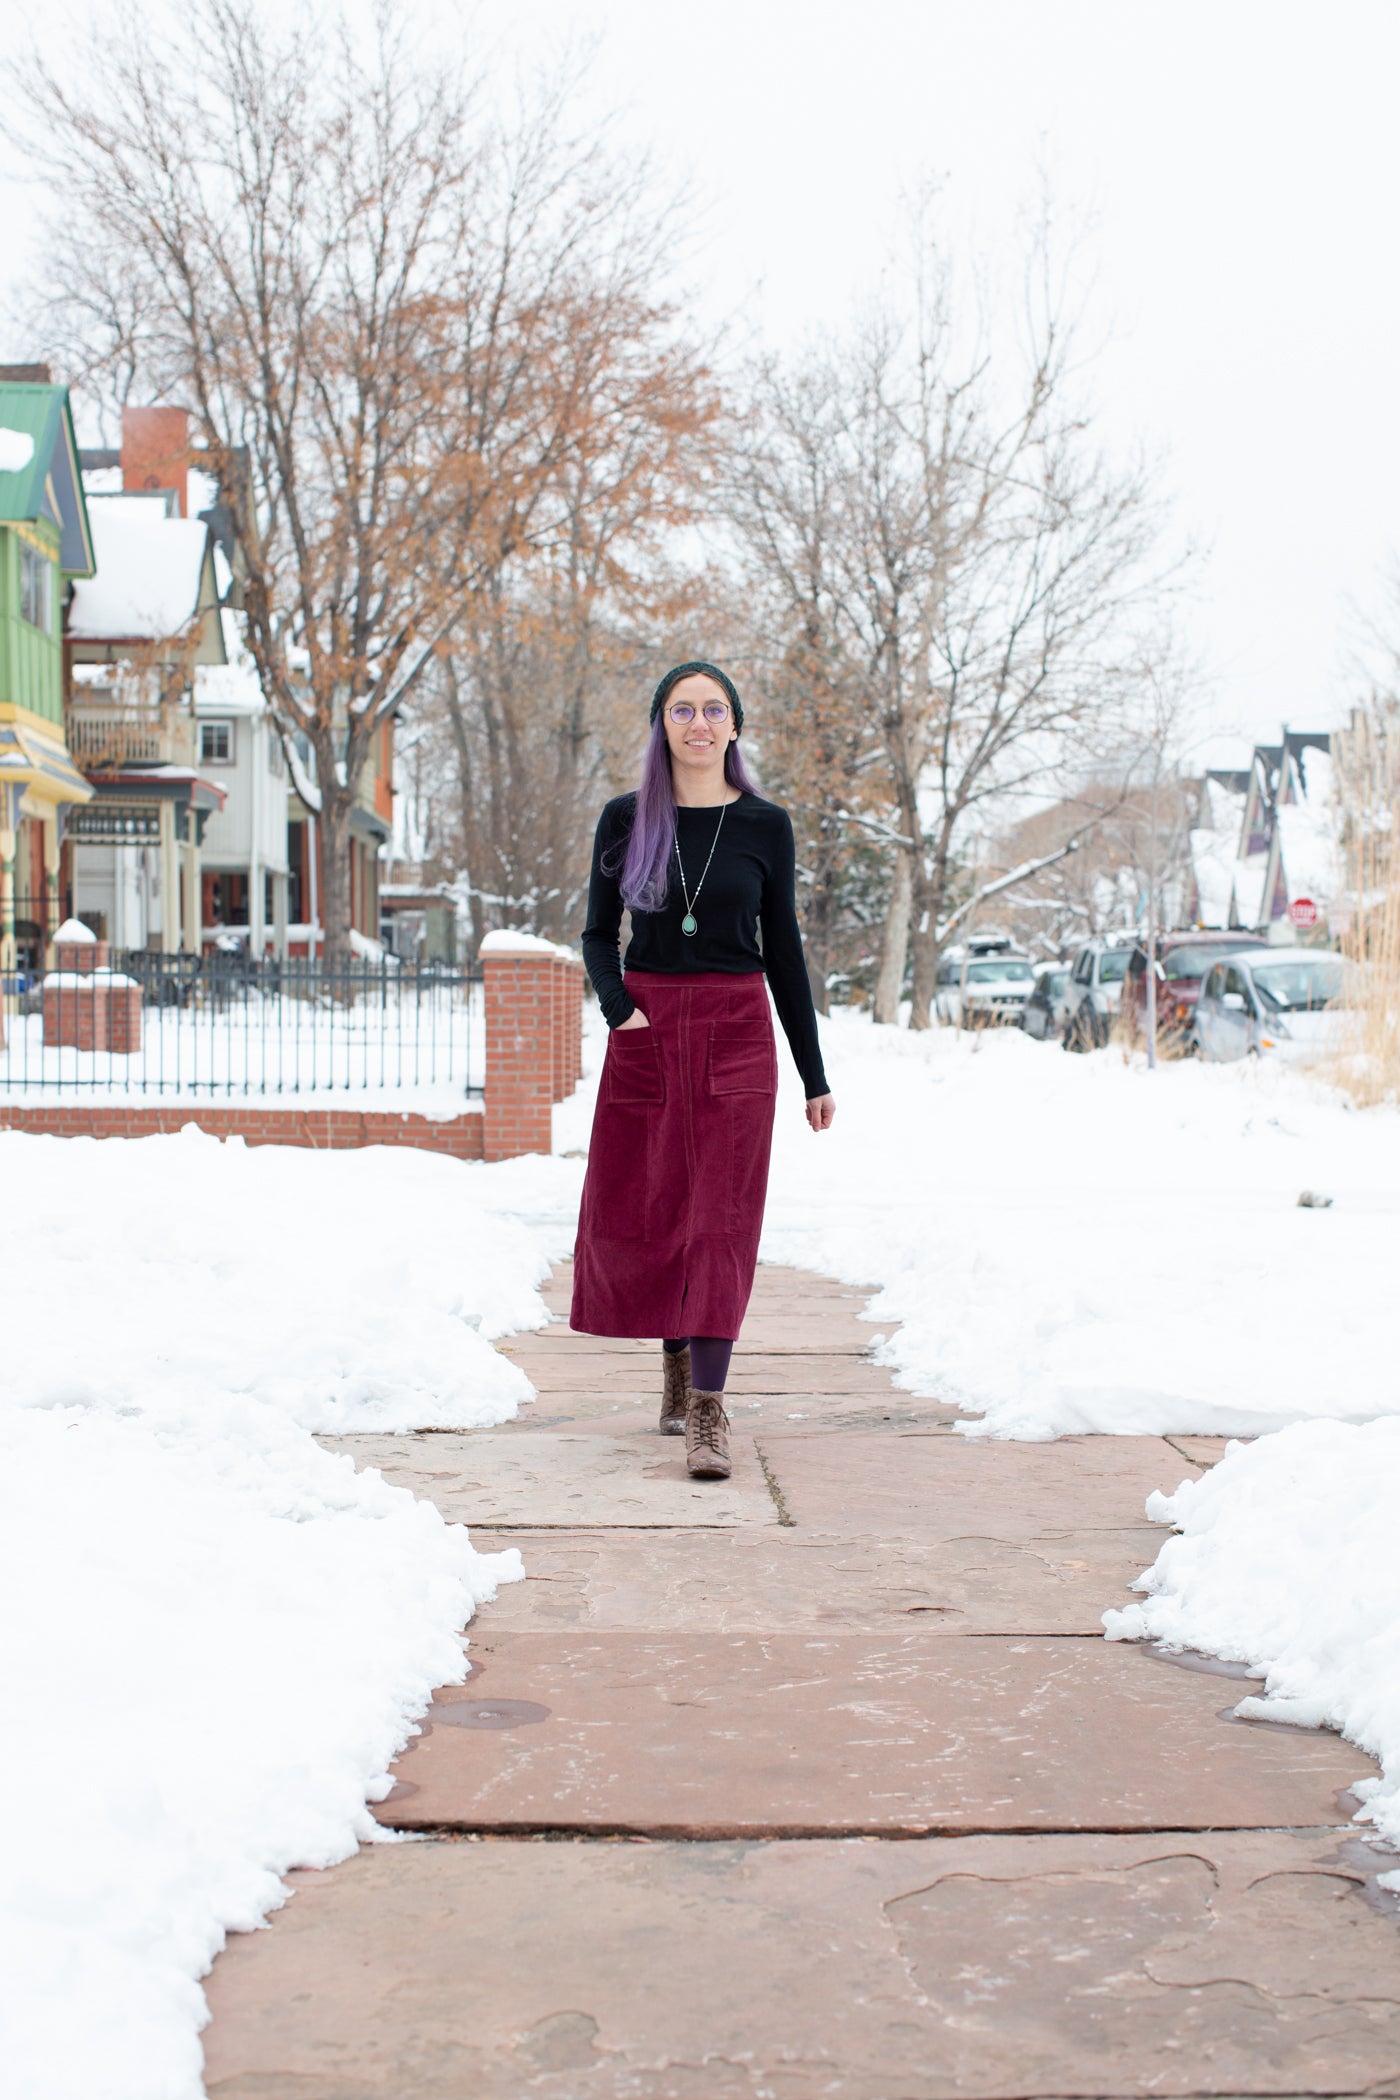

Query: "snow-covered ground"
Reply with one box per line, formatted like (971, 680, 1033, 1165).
(1105, 1418, 1400, 1870)
(761, 1012, 1400, 1441)
(0, 1128, 581, 2100)
(12, 1006, 1399, 2091)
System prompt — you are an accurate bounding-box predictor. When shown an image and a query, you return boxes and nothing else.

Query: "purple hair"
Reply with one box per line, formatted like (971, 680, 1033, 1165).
(608, 717, 762, 913)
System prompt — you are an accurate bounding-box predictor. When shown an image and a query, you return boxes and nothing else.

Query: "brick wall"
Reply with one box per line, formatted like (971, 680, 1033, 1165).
(0, 1103, 487, 1156)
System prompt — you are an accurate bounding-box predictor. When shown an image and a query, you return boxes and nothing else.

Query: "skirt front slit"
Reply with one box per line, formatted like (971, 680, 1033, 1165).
(570, 969, 778, 1341)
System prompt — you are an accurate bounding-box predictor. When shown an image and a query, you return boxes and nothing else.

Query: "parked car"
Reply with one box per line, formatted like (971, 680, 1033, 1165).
(1061, 935, 1139, 1049)
(933, 949, 1039, 1027)
(1194, 948, 1357, 1063)
(1120, 931, 1269, 1051)
(1020, 962, 1073, 1041)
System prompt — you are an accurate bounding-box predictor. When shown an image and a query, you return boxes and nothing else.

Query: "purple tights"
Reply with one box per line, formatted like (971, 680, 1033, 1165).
(663, 1335, 733, 1392)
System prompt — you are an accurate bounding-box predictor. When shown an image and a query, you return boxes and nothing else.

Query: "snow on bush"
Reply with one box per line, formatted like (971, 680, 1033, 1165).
(1104, 1418, 1400, 1873)
(0, 1128, 582, 2100)
(761, 1012, 1400, 1440)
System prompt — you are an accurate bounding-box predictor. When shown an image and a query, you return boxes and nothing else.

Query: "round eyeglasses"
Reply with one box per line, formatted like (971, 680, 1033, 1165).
(666, 701, 731, 725)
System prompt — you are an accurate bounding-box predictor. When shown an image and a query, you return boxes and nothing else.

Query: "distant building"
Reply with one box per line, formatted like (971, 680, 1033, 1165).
(286, 714, 396, 956)
(0, 369, 96, 980)
(7, 387, 397, 962)
(1187, 730, 1339, 939)
(194, 659, 292, 953)
(65, 407, 228, 951)
(379, 863, 458, 963)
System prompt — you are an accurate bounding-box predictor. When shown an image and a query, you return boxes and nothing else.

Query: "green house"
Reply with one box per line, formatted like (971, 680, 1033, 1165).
(0, 377, 95, 976)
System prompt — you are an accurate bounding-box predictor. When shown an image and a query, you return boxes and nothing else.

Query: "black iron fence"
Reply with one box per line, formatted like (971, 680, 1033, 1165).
(0, 951, 484, 1099)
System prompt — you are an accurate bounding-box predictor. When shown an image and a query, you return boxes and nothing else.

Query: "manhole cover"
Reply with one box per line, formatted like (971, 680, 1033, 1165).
(429, 1698, 551, 1731)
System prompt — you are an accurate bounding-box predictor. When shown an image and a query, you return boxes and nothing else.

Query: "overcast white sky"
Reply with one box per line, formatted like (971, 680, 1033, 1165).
(5, 0, 1398, 766)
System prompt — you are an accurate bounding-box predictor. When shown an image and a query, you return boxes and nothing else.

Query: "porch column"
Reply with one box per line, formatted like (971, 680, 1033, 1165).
(42, 814, 60, 968)
(160, 801, 180, 955)
(180, 815, 200, 954)
(0, 789, 17, 986)
(272, 869, 289, 959)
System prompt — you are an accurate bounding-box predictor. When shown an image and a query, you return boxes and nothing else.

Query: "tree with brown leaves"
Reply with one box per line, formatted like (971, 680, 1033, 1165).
(16, 1, 697, 961)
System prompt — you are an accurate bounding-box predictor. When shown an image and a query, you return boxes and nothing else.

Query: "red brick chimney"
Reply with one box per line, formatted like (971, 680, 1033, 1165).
(121, 405, 190, 517)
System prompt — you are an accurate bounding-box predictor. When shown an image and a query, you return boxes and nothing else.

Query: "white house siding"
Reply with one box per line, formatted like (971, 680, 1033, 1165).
(195, 662, 290, 952)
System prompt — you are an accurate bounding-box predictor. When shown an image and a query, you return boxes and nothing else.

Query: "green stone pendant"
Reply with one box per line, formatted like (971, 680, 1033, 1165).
(681, 912, 698, 936)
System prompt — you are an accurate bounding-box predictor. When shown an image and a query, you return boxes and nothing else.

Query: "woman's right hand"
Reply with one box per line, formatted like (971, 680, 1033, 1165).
(616, 1008, 651, 1030)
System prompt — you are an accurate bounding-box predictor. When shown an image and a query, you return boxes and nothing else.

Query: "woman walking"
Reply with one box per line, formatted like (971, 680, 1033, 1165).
(573, 661, 836, 1480)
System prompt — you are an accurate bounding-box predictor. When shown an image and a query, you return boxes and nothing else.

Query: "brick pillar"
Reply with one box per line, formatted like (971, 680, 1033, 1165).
(481, 936, 559, 1161)
(106, 980, 143, 1054)
(569, 957, 584, 1087)
(44, 977, 107, 1050)
(55, 936, 109, 973)
(548, 951, 585, 1100)
(550, 955, 569, 1103)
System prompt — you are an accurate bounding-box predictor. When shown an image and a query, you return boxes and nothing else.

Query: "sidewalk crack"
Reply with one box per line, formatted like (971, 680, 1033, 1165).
(753, 1439, 795, 1527)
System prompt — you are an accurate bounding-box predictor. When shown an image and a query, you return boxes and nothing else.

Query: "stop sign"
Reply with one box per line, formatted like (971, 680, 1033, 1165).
(1289, 896, 1319, 930)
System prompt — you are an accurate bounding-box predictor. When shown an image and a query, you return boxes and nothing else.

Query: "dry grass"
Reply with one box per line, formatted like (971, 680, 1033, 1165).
(1328, 703, 1400, 1107)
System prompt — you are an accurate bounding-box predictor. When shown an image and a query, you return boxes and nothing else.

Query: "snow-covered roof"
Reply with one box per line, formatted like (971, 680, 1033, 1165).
(1188, 827, 1236, 927)
(67, 496, 211, 641)
(195, 658, 267, 718)
(1203, 778, 1246, 841)
(1274, 798, 1343, 906)
(1232, 861, 1270, 929)
(0, 427, 34, 473)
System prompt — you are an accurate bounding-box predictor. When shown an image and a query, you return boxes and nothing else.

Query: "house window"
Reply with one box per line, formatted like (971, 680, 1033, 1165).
(200, 719, 235, 764)
(19, 543, 53, 633)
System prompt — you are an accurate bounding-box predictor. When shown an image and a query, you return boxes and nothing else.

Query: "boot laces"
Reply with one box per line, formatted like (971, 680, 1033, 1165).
(690, 1395, 729, 1452)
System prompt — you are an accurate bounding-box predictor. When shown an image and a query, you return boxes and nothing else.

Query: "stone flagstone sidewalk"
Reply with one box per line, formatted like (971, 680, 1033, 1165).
(202, 1261, 1400, 2098)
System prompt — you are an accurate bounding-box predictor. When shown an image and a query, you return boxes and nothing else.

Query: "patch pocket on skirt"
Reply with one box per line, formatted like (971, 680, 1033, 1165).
(707, 1023, 777, 1096)
(604, 1026, 665, 1104)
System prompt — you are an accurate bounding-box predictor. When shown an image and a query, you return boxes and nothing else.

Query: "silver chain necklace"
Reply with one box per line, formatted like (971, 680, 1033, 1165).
(673, 798, 730, 937)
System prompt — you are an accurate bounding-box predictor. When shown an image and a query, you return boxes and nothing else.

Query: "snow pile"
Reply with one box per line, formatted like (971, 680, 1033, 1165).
(1104, 1418, 1400, 1869)
(0, 1128, 582, 2099)
(1, 1407, 514, 2099)
(1, 1127, 581, 1433)
(760, 1011, 1400, 1439)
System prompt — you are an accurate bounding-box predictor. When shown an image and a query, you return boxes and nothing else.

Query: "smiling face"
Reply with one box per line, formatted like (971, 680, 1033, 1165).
(661, 672, 737, 778)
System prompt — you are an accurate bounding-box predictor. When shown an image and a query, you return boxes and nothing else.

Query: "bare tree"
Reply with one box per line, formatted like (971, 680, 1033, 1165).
(722, 362, 886, 1007)
(728, 213, 1177, 1024)
(15, 1, 688, 960)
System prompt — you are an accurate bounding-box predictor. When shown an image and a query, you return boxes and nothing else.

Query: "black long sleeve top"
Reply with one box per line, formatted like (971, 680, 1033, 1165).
(581, 790, 830, 1099)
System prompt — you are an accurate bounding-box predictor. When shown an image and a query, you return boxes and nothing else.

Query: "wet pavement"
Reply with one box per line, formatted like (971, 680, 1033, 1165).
(202, 1260, 1400, 2098)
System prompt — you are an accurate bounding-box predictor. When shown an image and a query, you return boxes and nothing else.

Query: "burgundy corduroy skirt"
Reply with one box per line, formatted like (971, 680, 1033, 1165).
(570, 969, 778, 1340)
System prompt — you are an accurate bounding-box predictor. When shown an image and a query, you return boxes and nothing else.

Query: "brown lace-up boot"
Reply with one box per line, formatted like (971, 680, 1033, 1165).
(659, 1346, 691, 1436)
(685, 1391, 732, 1479)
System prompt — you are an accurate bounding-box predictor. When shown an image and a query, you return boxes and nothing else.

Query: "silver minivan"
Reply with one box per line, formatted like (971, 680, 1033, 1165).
(1062, 936, 1137, 1050)
(1194, 949, 1355, 1063)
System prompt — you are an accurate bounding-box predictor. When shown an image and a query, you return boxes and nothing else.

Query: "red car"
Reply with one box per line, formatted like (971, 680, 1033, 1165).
(1121, 932, 1269, 1048)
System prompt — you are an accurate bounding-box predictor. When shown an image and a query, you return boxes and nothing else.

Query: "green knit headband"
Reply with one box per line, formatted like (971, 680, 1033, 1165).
(650, 661, 744, 733)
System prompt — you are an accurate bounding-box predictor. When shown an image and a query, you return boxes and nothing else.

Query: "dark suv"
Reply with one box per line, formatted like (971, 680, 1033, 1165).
(1120, 931, 1269, 1049)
